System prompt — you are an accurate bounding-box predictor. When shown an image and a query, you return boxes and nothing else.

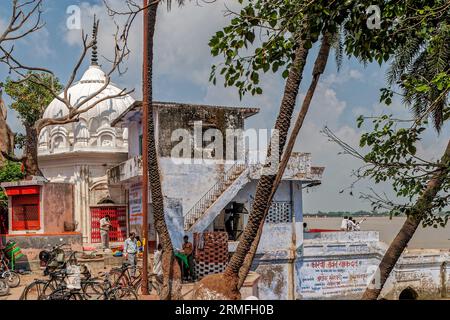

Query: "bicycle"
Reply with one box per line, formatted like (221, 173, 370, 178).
(20, 269, 66, 300)
(46, 271, 138, 300)
(0, 250, 20, 288)
(20, 246, 89, 300)
(109, 263, 161, 295)
(0, 278, 9, 296)
(92, 271, 138, 300)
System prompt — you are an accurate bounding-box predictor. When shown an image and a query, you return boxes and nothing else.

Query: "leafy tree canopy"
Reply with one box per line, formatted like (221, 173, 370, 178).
(0, 161, 24, 208)
(208, 0, 422, 98)
(3, 72, 63, 127)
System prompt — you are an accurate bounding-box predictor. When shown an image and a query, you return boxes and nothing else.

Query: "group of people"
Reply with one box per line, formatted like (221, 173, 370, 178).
(123, 232, 196, 282)
(99, 215, 196, 282)
(340, 216, 365, 231)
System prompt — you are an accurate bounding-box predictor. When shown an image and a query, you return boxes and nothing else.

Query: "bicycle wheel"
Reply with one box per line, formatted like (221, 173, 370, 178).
(110, 287, 139, 300)
(109, 269, 129, 287)
(22, 280, 55, 300)
(82, 282, 106, 300)
(67, 291, 83, 300)
(47, 287, 83, 301)
(0, 279, 9, 296)
(136, 277, 160, 296)
(3, 271, 20, 288)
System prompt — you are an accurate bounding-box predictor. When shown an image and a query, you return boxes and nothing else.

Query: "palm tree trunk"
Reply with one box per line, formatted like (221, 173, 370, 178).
(223, 37, 310, 283)
(237, 33, 332, 289)
(362, 139, 450, 300)
(145, 2, 182, 300)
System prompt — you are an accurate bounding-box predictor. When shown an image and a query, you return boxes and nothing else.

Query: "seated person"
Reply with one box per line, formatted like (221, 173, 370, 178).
(181, 235, 195, 281)
(303, 222, 310, 232)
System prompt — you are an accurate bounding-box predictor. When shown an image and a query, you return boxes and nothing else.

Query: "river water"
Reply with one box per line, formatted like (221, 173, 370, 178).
(303, 216, 450, 249)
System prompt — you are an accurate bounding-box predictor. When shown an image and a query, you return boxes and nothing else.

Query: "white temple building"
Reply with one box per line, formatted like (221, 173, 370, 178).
(38, 27, 135, 243)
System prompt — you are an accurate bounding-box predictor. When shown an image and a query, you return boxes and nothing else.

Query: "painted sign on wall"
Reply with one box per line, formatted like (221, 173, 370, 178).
(128, 183, 156, 242)
(129, 183, 143, 225)
(298, 258, 376, 299)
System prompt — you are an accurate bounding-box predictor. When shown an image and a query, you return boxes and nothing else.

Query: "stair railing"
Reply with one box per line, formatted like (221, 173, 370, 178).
(183, 162, 247, 230)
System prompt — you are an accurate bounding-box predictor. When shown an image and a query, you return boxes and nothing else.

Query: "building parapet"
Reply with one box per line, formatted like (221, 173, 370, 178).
(108, 152, 324, 185)
(304, 231, 380, 243)
(108, 155, 142, 185)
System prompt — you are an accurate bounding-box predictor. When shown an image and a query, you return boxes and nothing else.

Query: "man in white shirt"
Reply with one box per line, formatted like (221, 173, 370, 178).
(124, 232, 138, 277)
(99, 215, 111, 250)
(153, 244, 163, 283)
(340, 216, 349, 231)
(347, 217, 357, 231)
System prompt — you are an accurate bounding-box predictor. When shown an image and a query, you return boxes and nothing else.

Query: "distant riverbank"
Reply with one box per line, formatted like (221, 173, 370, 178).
(303, 216, 450, 249)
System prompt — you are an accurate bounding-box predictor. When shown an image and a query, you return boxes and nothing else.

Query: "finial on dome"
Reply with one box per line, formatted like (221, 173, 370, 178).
(91, 16, 99, 66)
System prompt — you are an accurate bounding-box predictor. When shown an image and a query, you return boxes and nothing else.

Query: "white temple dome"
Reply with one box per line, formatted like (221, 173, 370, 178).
(43, 66, 134, 121)
(39, 65, 134, 155)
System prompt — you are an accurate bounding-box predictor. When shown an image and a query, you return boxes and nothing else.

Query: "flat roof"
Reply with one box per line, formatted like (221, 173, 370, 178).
(111, 101, 260, 127)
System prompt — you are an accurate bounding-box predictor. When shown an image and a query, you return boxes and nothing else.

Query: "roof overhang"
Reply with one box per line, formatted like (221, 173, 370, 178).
(111, 101, 260, 127)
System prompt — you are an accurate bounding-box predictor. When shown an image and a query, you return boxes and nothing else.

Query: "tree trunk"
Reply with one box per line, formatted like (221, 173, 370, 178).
(224, 39, 310, 279)
(192, 37, 310, 300)
(237, 33, 332, 289)
(145, 2, 182, 300)
(0, 102, 15, 167)
(362, 140, 450, 300)
(23, 125, 42, 178)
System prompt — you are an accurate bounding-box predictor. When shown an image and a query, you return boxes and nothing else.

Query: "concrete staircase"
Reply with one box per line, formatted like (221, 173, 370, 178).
(183, 163, 250, 232)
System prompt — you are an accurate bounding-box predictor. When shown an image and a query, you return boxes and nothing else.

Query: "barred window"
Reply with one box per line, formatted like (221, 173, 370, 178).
(265, 201, 292, 223)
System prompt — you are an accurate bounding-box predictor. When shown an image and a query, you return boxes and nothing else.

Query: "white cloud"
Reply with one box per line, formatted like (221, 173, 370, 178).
(323, 67, 364, 87)
(60, 1, 241, 99)
(4, 0, 446, 214)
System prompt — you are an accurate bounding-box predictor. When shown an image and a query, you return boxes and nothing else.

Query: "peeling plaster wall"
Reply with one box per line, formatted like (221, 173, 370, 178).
(164, 197, 184, 249)
(158, 105, 244, 158)
(256, 262, 289, 300)
(42, 183, 74, 233)
(382, 251, 450, 299)
(159, 158, 230, 216)
(297, 232, 450, 300)
(128, 121, 141, 158)
(241, 231, 450, 300)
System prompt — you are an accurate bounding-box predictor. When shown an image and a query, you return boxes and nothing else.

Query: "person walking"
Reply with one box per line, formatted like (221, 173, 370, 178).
(123, 232, 138, 277)
(99, 215, 111, 251)
(153, 244, 163, 283)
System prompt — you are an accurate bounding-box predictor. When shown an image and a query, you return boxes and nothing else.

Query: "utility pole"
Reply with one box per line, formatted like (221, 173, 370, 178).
(141, 0, 150, 296)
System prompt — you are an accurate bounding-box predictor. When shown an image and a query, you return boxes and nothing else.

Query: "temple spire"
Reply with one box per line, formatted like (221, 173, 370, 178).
(91, 16, 99, 66)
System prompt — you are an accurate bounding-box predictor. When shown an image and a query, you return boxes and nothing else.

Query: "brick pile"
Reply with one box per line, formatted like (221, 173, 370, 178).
(193, 232, 229, 279)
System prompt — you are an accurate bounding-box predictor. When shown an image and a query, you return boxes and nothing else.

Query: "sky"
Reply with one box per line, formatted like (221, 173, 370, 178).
(1, 0, 449, 213)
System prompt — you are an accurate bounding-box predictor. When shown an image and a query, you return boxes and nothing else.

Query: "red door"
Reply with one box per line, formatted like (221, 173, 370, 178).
(11, 194, 40, 231)
(90, 206, 127, 243)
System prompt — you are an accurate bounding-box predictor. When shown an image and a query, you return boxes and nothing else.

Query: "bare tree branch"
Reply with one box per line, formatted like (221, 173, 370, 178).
(6, 16, 135, 133)
(0, 0, 45, 70)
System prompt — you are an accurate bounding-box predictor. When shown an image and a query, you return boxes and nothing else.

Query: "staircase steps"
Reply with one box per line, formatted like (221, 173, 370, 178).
(184, 163, 247, 230)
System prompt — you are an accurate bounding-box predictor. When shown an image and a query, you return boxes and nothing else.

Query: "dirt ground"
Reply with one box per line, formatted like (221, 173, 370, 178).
(0, 273, 38, 300)
(0, 271, 195, 300)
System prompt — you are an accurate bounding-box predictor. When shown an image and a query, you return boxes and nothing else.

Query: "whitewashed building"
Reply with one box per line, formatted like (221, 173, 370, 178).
(107, 101, 325, 294)
(38, 61, 134, 243)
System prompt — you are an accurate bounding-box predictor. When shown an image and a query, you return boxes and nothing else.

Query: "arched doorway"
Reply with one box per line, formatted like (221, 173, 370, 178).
(399, 287, 418, 300)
